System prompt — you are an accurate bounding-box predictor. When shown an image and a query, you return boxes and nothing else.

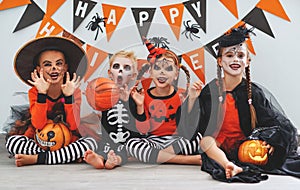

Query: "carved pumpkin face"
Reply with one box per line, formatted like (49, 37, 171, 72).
(34, 120, 71, 151)
(149, 100, 166, 123)
(238, 140, 268, 165)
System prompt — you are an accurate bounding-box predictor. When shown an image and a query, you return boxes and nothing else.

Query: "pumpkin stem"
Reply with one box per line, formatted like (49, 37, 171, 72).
(53, 114, 69, 128)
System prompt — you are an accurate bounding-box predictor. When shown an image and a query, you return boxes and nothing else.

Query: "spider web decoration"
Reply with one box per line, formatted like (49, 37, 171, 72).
(148, 36, 170, 49)
(181, 20, 201, 41)
(86, 13, 107, 40)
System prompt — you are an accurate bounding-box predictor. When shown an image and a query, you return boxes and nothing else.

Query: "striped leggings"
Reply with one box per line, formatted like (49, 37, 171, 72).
(126, 132, 202, 164)
(6, 135, 97, 164)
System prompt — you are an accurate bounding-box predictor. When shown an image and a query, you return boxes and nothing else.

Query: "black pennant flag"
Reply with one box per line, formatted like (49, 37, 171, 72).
(204, 36, 222, 59)
(242, 7, 274, 38)
(73, 0, 97, 32)
(131, 8, 156, 41)
(13, 0, 45, 33)
(183, 0, 206, 33)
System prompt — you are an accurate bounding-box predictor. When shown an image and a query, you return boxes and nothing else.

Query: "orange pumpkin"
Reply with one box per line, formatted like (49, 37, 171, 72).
(85, 77, 120, 111)
(34, 119, 72, 151)
(238, 140, 268, 165)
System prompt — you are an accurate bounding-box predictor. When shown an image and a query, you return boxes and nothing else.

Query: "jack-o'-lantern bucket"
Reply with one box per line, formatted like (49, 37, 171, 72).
(34, 115, 71, 151)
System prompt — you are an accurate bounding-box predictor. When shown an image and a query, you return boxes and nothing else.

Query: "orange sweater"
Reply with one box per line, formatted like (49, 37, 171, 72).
(28, 87, 81, 131)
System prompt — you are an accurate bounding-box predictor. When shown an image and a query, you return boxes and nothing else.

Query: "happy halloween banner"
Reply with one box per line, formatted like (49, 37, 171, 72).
(0, 0, 290, 84)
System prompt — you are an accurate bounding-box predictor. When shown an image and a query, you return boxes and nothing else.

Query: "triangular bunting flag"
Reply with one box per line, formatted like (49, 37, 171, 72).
(182, 47, 205, 83)
(102, 3, 126, 42)
(84, 44, 109, 82)
(62, 30, 85, 47)
(256, 0, 290, 22)
(219, 0, 238, 19)
(242, 7, 274, 38)
(183, 0, 206, 33)
(246, 38, 256, 55)
(36, 15, 64, 38)
(131, 8, 156, 40)
(13, 0, 45, 32)
(73, 0, 96, 32)
(46, 0, 66, 17)
(204, 37, 222, 59)
(161, 3, 184, 40)
(0, 0, 30, 11)
(224, 21, 256, 55)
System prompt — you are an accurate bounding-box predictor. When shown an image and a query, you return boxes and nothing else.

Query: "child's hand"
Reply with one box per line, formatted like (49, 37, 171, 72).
(61, 72, 81, 96)
(188, 80, 204, 99)
(119, 84, 130, 101)
(27, 68, 50, 94)
(130, 85, 145, 107)
(262, 141, 275, 155)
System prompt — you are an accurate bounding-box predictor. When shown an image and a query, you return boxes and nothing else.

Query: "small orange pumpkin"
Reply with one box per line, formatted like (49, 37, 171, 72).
(34, 117, 71, 151)
(238, 140, 268, 165)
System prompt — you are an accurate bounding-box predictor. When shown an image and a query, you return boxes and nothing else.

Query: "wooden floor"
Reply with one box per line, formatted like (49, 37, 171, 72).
(0, 134, 298, 190)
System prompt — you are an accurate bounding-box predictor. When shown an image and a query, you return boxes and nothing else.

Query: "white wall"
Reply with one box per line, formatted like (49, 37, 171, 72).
(0, 0, 299, 132)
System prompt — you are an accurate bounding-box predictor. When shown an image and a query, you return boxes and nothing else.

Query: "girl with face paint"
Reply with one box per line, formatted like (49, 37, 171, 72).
(125, 38, 202, 165)
(6, 37, 98, 167)
(185, 26, 299, 181)
(84, 50, 143, 170)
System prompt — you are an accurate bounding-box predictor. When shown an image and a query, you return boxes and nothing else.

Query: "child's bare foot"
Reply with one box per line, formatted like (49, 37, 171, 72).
(225, 162, 243, 179)
(84, 149, 104, 169)
(105, 150, 121, 170)
(15, 154, 38, 167)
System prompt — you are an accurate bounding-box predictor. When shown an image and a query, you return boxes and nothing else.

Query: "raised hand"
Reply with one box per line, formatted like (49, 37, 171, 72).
(130, 84, 145, 107)
(61, 72, 81, 96)
(188, 80, 204, 100)
(27, 68, 50, 94)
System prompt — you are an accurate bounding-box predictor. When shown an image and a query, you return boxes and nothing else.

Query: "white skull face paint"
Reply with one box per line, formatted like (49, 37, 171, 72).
(109, 57, 135, 87)
(220, 43, 248, 77)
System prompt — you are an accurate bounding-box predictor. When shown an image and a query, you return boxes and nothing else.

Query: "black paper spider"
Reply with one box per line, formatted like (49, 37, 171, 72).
(86, 13, 107, 40)
(181, 20, 201, 41)
(149, 36, 170, 49)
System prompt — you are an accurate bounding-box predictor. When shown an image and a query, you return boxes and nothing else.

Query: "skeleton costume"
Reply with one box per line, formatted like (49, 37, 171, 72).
(5, 36, 97, 165)
(96, 98, 142, 165)
(181, 26, 300, 182)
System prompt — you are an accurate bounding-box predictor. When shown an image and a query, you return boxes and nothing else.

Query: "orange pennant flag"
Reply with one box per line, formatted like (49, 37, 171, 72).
(0, 0, 30, 11)
(102, 3, 126, 42)
(84, 44, 109, 82)
(182, 47, 205, 83)
(225, 21, 245, 34)
(36, 15, 63, 38)
(246, 39, 256, 55)
(219, 0, 238, 19)
(256, 0, 290, 22)
(46, 0, 66, 17)
(224, 21, 256, 55)
(160, 3, 184, 41)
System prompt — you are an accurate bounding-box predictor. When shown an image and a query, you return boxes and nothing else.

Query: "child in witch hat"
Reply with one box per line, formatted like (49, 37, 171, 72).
(6, 36, 97, 166)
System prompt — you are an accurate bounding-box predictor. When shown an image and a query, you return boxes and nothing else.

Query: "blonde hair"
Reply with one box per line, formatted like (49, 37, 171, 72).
(109, 50, 137, 73)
